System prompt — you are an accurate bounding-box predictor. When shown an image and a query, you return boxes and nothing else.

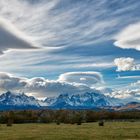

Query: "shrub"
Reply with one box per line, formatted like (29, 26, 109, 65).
(56, 120, 60, 125)
(7, 119, 13, 127)
(77, 121, 82, 125)
(98, 120, 104, 126)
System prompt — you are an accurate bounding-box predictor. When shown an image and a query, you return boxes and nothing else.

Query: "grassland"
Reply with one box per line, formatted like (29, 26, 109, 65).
(0, 122, 140, 140)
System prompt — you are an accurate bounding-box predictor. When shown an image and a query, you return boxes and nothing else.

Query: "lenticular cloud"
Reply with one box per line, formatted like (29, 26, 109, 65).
(58, 71, 103, 86)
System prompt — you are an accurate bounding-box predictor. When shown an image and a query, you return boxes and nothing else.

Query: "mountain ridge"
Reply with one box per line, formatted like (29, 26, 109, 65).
(0, 91, 139, 110)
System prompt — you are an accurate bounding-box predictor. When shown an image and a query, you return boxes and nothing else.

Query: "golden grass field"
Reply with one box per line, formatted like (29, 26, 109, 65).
(0, 122, 140, 140)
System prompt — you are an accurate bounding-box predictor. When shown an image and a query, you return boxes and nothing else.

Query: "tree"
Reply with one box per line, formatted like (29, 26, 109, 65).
(6, 111, 14, 127)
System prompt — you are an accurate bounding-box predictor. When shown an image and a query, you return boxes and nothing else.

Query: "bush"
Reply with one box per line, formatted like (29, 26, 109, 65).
(7, 119, 13, 127)
(56, 120, 60, 125)
(98, 120, 104, 126)
(77, 122, 82, 125)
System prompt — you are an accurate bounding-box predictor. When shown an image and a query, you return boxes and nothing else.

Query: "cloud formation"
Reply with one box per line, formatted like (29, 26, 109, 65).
(111, 89, 140, 102)
(0, 72, 102, 98)
(110, 80, 140, 102)
(0, 72, 139, 102)
(116, 75, 140, 79)
(130, 80, 140, 87)
(114, 57, 140, 71)
(0, 72, 27, 91)
(0, 0, 140, 95)
(58, 71, 103, 86)
(114, 22, 140, 51)
(0, 17, 37, 54)
(1, 0, 140, 50)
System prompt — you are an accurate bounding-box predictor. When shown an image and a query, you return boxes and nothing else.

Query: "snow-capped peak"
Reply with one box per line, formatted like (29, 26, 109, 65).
(0, 91, 40, 107)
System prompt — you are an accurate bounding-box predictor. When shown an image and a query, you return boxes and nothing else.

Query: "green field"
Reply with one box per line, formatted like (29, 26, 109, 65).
(0, 122, 140, 140)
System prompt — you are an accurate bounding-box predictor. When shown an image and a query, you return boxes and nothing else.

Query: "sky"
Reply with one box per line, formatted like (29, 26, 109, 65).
(0, 0, 140, 100)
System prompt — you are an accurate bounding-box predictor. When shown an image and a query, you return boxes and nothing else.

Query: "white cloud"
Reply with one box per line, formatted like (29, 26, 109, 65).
(0, 17, 37, 54)
(111, 80, 140, 102)
(58, 71, 104, 86)
(25, 78, 95, 98)
(0, 72, 139, 102)
(114, 57, 140, 71)
(76, 63, 113, 68)
(116, 75, 140, 79)
(0, 72, 27, 91)
(114, 22, 140, 51)
(130, 80, 140, 87)
(0, 0, 134, 50)
(0, 72, 103, 98)
(111, 89, 140, 102)
(0, 0, 139, 77)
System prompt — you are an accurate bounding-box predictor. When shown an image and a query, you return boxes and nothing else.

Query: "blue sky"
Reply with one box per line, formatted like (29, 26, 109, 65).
(0, 0, 140, 98)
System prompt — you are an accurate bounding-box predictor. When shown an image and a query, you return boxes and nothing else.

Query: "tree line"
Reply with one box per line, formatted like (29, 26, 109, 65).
(0, 110, 139, 125)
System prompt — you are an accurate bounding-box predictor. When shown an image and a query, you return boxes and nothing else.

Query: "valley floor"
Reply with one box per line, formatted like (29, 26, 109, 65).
(0, 122, 140, 140)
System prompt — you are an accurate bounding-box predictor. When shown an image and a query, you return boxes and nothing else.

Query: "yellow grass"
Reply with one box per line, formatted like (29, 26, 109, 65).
(0, 122, 140, 140)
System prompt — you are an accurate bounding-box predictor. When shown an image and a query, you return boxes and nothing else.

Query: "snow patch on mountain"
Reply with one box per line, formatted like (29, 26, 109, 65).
(0, 91, 40, 107)
(43, 92, 122, 108)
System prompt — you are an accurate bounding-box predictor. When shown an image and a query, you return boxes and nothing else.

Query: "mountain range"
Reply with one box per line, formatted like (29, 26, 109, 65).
(0, 91, 139, 111)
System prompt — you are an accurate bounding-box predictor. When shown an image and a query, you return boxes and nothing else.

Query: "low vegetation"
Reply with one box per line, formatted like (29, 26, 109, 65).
(0, 122, 140, 140)
(0, 110, 139, 139)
